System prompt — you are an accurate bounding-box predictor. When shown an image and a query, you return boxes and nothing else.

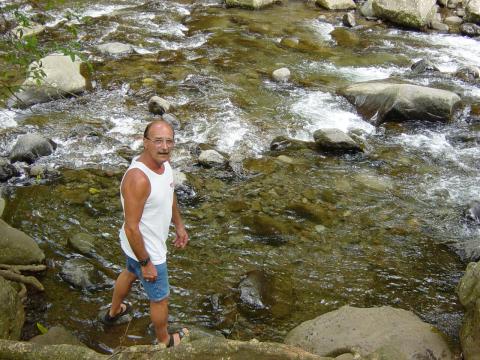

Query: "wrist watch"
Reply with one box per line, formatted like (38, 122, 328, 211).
(139, 257, 150, 267)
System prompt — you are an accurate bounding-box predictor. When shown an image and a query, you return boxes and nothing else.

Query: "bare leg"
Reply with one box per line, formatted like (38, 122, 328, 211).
(109, 269, 136, 317)
(150, 298, 170, 345)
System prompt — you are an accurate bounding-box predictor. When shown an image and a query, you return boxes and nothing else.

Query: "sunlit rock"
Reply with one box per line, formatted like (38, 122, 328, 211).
(372, 0, 437, 29)
(0, 219, 45, 265)
(313, 128, 362, 153)
(225, 0, 280, 10)
(465, 0, 480, 24)
(285, 305, 453, 359)
(0, 277, 24, 340)
(96, 42, 134, 56)
(12, 22, 45, 38)
(272, 67, 291, 82)
(341, 82, 461, 125)
(10, 54, 89, 108)
(316, 0, 356, 10)
(360, 0, 375, 18)
(9, 134, 57, 164)
(198, 149, 227, 168)
(430, 20, 449, 31)
(148, 96, 171, 115)
(342, 12, 356, 27)
(455, 66, 480, 82)
(445, 15, 463, 25)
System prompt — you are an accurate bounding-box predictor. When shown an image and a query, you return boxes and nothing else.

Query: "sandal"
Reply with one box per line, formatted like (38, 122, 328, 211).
(167, 328, 189, 348)
(102, 302, 131, 325)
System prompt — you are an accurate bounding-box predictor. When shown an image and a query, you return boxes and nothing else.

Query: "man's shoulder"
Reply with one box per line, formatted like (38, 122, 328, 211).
(123, 167, 150, 186)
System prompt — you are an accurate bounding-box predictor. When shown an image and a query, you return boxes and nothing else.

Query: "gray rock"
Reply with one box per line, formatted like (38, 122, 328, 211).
(225, 0, 279, 9)
(410, 59, 440, 74)
(465, 0, 480, 24)
(460, 22, 480, 36)
(60, 258, 106, 290)
(198, 149, 227, 168)
(0, 276, 24, 340)
(0, 158, 18, 181)
(10, 54, 89, 108)
(12, 22, 46, 38)
(0, 219, 45, 265)
(447, 0, 462, 8)
(343, 12, 356, 27)
(173, 170, 188, 188)
(455, 66, 480, 82)
(341, 82, 461, 126)
(444, 15, 463, 25)
(68, 233, 95, 256)
(372, 0, 437, 29)
(29, 165, 46, 178)
(456, 8, 466, 17)
(148, 96, 171, 115)
(313, 128, 362, 153)
(96, 42, 134, 56)
(0, 197, 5, 218)
(360, 0, 375, 18)
(29, 326, 84, 346)
(430, 20, 450, 31)
(285, 305, 453, 359)
(162, 113, 180, 130)
(272, 68, 291, 82)
(9, 134, 56, 164)
(316, 0, 356, 10)
(270, 136, 311, 152)
(238, 270, 269, 310)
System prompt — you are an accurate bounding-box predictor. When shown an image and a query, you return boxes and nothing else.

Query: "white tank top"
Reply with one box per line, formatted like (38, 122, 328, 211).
(119, 157, 174, 265)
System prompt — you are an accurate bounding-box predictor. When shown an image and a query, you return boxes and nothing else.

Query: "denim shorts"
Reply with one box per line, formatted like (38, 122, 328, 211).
(126, 256, 170, 302)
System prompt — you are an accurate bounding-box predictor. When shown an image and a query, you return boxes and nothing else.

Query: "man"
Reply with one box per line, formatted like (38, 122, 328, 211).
(103, 119, 189, 348)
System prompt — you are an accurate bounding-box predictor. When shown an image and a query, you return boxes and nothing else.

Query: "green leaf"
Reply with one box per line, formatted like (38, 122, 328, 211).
(36, 322, 48, 334)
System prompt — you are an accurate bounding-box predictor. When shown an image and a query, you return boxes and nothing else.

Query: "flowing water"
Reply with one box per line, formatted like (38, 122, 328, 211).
(1, 0, 480, 354)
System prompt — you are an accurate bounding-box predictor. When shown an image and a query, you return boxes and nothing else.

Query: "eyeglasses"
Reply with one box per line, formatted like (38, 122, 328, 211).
(145, 137, 175, 147)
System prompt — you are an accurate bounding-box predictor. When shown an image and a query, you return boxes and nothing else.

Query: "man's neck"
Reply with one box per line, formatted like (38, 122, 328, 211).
(137, 153, 166, 174)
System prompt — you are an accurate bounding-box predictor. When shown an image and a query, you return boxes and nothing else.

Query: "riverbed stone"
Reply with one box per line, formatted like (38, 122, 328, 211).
(455, 66, 480, 82)
(238, 270, 269, 310)
(148, 96, 171, 115)
(60, 258, 106, 290)
(10, 54, 89, 108)
(330, 28, 360, 47)
(343, 12, 356, 27)
(96, 42, 134, 56)
(285, 305, 453, 359)
(0, 276, 24, 340)
(68, 233, 95, 256)
(29, 326, 84, 347)
(0, 158, 18, 182)
(272, 68, 291, 82)
(0, 197, 4, 218)
(430, 20, 449, 31)
(313, 128, 362, 153)
(372, 0, 437, 29)
(466, 0, 480, 24)
(198, 149, 227, 168)
(0, 219, 45, 265)
(411, 59, 440, 74)
(9, 134, 57, 164)
(445, 15, 463, 25)
(341, 82, 461, 125)
(225, 0, 279, 9)
(270, 136, 311, 153)
(460, 22, 480, 36)
(316, 0, 356, 10)
(360, 0, 375, 18)
(13, 22, 46, 38)
(162, 113, 180, 130)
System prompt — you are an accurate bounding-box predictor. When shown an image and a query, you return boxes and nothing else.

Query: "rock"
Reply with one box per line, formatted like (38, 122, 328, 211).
(0, 219, 45, 265)
(272, 68, 291, 82)
(0, 276, 24, 340)
(455, 66, 480, 82)
(0, 158, 18, 182)
(0, 197, 5, 218)
(457, 261, 480, 359)
(430, 20, 450, 31)
(410, 59, 440, 74)
(162, 113, 180, 130)
(280, 37, 300, 49)
(270, 136, 311, 152)
(173, 170, 188, 188)
(96, 42, 134, 56)
(286, 202, 335, 226)
(13, 22, 46, 38)
(68, 233, 95, 256)
(360, 0, 375, 18)
(372, 0, 437, 29)
(444, 15, 463, 25)
(238, 270, 269, 310)
(460, 22, 480, 36)
(198, 149, 227, 168)
(313, 128, 362, 153)
(330, 28, 360, 47)
(0, 14, 8, 34)
(277, 155, 295, 164)
(148, 96, 171, 115)
(316, 0, 356, 10)
(225, 0, 279, 9)
(457, 8, 466, 17)
(29, 326, 84, 347)
(447, 0, 462, 8)
(10, 54, 89, 108)
(465, 0, 480, 24)
(241, 214, 291, 244)
(285, 305, 453, 359)
(29, 165, 45, 178)
(342, 12, 356, 27)
(341, 82, 461, 126)
(9, 134, 57, 164)
(60, 258, 107, 290)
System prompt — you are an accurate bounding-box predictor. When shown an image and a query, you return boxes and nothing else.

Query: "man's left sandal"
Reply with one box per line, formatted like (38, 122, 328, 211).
(167, 328, 189, 348)
(102, 302, 131, 325)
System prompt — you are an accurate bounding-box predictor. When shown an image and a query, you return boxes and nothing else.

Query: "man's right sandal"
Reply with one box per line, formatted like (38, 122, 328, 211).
(167, 328, 189, 348)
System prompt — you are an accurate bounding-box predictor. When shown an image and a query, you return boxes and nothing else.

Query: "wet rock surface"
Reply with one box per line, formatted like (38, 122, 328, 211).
(9, 134, 56, 164)
(0, 219, 45, 265)
(0, 277, 24, 340)
(60, 258, 109, 290)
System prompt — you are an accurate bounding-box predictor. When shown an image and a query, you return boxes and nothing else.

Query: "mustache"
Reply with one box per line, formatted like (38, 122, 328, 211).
(157, 151, 170, 155)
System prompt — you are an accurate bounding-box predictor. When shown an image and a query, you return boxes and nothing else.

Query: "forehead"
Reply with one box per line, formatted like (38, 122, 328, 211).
(148, 123, 174, 138)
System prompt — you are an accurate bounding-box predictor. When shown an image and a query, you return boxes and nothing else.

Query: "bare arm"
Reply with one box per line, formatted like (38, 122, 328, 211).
(172, 193, 189, 248)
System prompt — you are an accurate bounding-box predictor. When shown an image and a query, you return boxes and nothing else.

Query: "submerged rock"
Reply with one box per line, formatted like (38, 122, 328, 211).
(372, 0, 437, 29)
(285, 305, 453, 359)
(330, 28, 360, 47)
(341, 82, 461, 126)
(0, 276, 24, 340)
(225, 0, 280, 10)
(68, 233, 96, 256)
(10, 54, 89, 108)
(238, 270, 269, 310)
(60, 258, 107, 290)
(29, 326, 85, 347)
(316, 0, 356, 10)
(0, 219, 45, 265)
(9, 134, 57, 164)
(148, 96, 171, 115)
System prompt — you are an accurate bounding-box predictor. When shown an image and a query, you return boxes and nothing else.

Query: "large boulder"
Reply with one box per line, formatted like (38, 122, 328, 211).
(465, 0, 480, 24)
(10, 54, 89, 108)
(372, 0, 437, 29)
(0, 277, 24, 340)
(316, 0, 356, 10)
(29, 326, 84, 347)
(0, 219, 45, 265)
(9, 134, 57, 164)
(313, 128, 362, 153)
(225, 0, 279, 9)
(285, 306, 453, 359)
(341, 82, 461, 126)
(457, 260, 480, 359)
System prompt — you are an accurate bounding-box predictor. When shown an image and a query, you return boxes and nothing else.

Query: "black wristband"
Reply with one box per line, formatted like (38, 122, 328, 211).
(139, 257, 150, 267)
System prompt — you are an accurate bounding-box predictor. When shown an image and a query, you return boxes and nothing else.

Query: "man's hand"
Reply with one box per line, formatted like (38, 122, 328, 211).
(141, 261, 157, 282)
(173, 226, 189, 248)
